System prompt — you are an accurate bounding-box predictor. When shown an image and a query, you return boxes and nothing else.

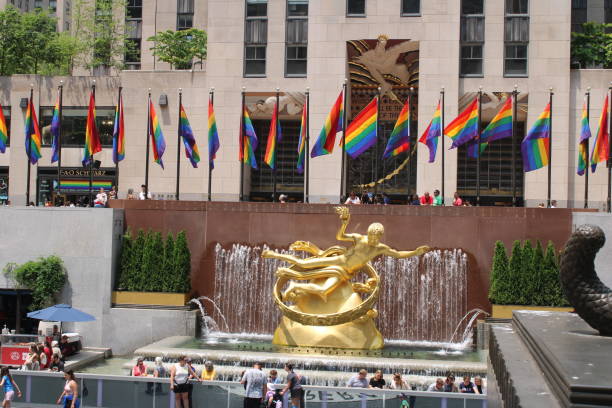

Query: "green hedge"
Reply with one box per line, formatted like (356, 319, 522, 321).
(488, 240, 569, 307)
(116, 229, 191, 293)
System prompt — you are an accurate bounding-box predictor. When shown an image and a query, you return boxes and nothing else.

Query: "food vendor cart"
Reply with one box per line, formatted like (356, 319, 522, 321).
(0, 333, 40, 366)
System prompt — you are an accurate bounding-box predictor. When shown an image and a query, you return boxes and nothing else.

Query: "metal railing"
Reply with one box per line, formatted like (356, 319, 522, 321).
(10, 370, 487, 408)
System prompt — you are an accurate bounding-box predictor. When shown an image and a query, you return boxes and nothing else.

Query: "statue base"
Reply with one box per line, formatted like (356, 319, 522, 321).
(272, 315, 383, 350)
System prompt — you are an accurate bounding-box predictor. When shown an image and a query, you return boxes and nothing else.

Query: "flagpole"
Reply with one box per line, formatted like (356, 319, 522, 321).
(176, 88, 182, 200)
(115, 86, 122, 194)
(145, 88, 151, 198)
(476, 86, 482, 206)
(208, 87, 214, 201)
(407, 87, 413, 199)
(57, 81, 63, 199)
(341, 78, 348, 202)
(374, 87, 381, 195)
(607, 82, 612, 213)
(510, 85, 518, 206)
(547, 87, 554, 208)
(441, 86, 445, 205)
(239, 87, 245, 202)
(88, 81, 95, 207)
(272, 87, 279, 202)
(584, 87, 590, 209)
(305, 87, 310, 203)
(25, 85, 33, 206)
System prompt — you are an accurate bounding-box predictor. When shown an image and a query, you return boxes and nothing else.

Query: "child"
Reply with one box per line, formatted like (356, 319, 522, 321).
(0, 367, 22, 408)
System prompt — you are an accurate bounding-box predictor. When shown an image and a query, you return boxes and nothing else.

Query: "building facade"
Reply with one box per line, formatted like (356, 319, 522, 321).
(0, 0, 610, 207)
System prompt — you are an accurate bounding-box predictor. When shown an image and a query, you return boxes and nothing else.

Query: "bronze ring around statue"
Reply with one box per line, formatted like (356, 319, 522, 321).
(273, 262, 380, 326)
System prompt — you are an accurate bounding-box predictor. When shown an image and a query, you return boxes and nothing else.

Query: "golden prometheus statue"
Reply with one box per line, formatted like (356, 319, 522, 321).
(262, 206, 429, 350)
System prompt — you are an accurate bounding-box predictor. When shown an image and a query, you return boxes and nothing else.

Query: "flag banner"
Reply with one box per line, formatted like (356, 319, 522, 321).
(242, 107, 258, 169)
(82, 91, 101, 166)
(0, 105, 8, 154)
(149, 100, 166, 169)
(344, 97, 377, 159)
(179, 103, 200, 168)
(589, 94, 609, 173)
(418, 101, 442, 163)
(311, 91, 343, 157)
(480, 97, 512, 149)
(445, 97, 478, 148)
(24, 98, 42, 164)
(297, 102, 307, 174)
(383, 98, 409, 159)
(112, 92, 125, 164)
(521, 102, 551, 172)
(208, 98, 220, 169)
(577, 99, 591, 176)
(50, 98, 61, 163)
(264, 103, 282, 169)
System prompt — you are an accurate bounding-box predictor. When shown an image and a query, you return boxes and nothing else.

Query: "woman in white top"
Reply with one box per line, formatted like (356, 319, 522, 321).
(344, 192, 361, 205)
(94, 188, 107, 208)
(56, 370, 79, 408)
(170, 355, 196, 408)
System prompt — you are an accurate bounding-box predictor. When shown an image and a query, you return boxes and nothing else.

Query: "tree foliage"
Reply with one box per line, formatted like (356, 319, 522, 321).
(3, 256, 67, 310)
(147, 28, 207, 69)
(571, 23, 612, 68)
(488, 241, 510, 304)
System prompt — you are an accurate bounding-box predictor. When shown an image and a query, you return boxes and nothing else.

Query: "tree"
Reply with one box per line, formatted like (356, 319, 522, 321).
(489, 241, 510, 304)
(147, 28, 207, 69)
(507, 240, 523, 305)
(542, 241, 568, 306)
(116, 230, 132, 290)
(172, 231, 192, 293)
(518, 241, 534, 305)
(71, 0, 133, 71)
(128, 229, 146, 291)
(571, 23, 612, 68)
(530, 241, 545, 305)
(163, 233, 175, 292)
(5, 256, 67, 310)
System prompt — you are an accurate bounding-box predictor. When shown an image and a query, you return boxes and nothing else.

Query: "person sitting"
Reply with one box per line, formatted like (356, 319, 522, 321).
(427, 378, 445, 392)
(132, 358, 148, 377)
(452, 192, 463, 206)
(23, 346, 39, 371)
(369, 370, 386, 389)
(49, 354, 65, 372)
(51, 341, 62, 360)
(388, 373, 409, 390)
(432, 189, 443, 206)
(459, 375, 475, 393)
(59, 335, 73, 357)
(444, 374, 458, 392)
(266, 369, 282, 408)
(420, 192, 433, 205)
(146, 356, 166, 395)
(409, 194, 420, 205)
(94, 187, 107, 208)
(473, 376, 485, 394)
(344, 191, 361, 205)
(38, 344, 48, 369)
(201, 361, 216, 380)
(346, 369, 369, 388)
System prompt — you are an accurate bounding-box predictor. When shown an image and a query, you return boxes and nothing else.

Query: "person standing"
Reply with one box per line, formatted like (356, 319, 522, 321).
(170, 355, 192, 408)
(132, 358, 148, 377)
(0, 367, 21, 408)
(241, 362, 267, 408)
(108, 186, 117, 200)
(94, 188, 107, 208)
(139, 185, 152, 200)
(344, 192, 361, 205)
(432, 190, 443, 206)
(281, 364, 303, 408)
(452, 192, 463, 207)
(420, 192, 433, 205)
(48, 354, 65, 372)
(56, 370, 79, 408)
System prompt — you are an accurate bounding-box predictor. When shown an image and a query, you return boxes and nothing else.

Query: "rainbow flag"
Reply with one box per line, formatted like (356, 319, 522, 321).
(0, 104, 8, 154)
(344, 97, 377, 158)
(467, 97, 513, 158)
(208, 98, 220, 169)
(264, 103, 282, 169)
(383, 99, 409, 159)
(240, 107, 258, 169)
(297, 102, 307, 174)
(82, 91, 101, 166)
(149, 100, 166, 168)
(50, 97, 61, 163)
(590, 94, 610, 173)
(418, 101, 442, 163)
(24, 97, 42, 164)
(577, 98, 591, 176)
(60, 179, 113, 190)
(179, 103, 200, 168)
(521, 103, 551, 172)
(311, 90, 343, 157)
(445, 97, 479, 148)
(112, 92, 125, 164)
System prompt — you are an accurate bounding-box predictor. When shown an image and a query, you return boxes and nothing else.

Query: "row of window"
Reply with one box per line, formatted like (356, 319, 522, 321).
(460, 0, 529, 77)
(346, 0, 420, 17)
(244, 0, 308, 77)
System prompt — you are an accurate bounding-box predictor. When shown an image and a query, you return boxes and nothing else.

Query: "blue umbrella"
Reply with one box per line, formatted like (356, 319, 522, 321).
(27, 304, 95, 322)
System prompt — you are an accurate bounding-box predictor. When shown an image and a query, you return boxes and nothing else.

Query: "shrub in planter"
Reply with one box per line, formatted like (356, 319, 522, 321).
(162, 233, 175, 292)
(4, 256, 67, 310)
(172, 231, 191, 293)
(488, 241, 510, 304)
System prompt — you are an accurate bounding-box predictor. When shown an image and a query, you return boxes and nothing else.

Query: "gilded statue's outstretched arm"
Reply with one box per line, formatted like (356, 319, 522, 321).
(383, 245, 430, 259)
(335, 206, 360, 242)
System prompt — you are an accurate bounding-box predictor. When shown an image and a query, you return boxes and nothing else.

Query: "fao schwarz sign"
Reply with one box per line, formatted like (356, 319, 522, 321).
(60, 169, 107, 177)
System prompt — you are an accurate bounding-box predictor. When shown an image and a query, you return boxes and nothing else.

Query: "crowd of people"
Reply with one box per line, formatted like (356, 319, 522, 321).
(21, 337, 73, 372)
(344, 190, 469, 206)
(346, 370, 484, 394)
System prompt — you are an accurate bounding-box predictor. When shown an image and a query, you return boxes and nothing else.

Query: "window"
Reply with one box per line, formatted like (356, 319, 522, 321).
(126, 0, 142, 69)
(460, 0, 484, 76)
(571, 0, 587, 32)
(49, 0, 57, 12)
(244, 0, 268, 77)
(34, 0, 43, 9)
(40, 107, 115, 147)
(347, 0, 365, 17)
(177, 0, 194, 30)
(401, 0, 420, 16)
(285, 0, 307, 77)
(504, 0, 528, 76)
(125, 39, 141, 70)
(126, 0, 142, 19)
(0, 167, 8, 205)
